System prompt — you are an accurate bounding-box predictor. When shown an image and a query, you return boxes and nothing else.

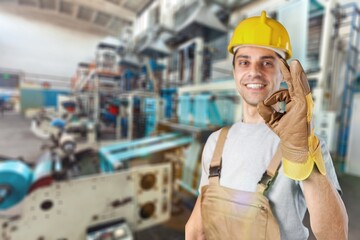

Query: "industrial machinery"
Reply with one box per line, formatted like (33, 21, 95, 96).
(0, 133, 174, 239)
(114, 91, 160, 140)
(30, 97, 96, 144)
(157, 80, 241, 196)
(99, 132, 193, 172)
(30, 107, 64, 139)
(95, 37, 121, 76)
(19, 7, 239, 240)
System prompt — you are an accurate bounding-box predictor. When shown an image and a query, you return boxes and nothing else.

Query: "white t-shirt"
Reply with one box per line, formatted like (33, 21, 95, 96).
(199, 121, 341, 240)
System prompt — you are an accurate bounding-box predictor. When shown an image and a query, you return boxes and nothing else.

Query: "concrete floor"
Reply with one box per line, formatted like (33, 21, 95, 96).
(0, 112, 359, 239)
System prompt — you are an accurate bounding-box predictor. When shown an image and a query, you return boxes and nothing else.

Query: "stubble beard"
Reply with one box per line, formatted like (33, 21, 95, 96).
(242, 93, 268, 108)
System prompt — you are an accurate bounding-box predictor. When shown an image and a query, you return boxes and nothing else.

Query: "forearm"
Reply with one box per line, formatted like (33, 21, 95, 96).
(185, 197, 206, 240)
(303, 169, 348, 240)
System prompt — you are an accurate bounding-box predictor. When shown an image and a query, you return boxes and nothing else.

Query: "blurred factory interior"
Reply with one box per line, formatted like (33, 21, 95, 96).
(0, 0, 360, 239)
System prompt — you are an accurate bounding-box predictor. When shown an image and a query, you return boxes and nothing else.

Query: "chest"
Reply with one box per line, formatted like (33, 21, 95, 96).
(218, 133, 280, 191)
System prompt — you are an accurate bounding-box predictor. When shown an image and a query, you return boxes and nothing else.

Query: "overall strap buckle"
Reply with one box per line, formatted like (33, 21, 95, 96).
(209, 163, 222, 178)
(258, 172, 272, 187)
(258, 170, 279, 192)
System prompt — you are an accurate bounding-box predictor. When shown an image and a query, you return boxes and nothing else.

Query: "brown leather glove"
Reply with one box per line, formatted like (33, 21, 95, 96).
(257, 59, 326, 180)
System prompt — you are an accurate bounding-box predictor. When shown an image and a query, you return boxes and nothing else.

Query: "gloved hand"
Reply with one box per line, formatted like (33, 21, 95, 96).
(257, 59, 326, 180)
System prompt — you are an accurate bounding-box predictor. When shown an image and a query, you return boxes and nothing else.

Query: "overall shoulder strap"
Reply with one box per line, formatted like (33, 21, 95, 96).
(208, 126, 230, 185)
(257, 145, 282, 194)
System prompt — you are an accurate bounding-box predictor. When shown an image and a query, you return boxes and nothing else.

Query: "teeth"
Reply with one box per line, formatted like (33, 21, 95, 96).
(246, 84, 264, 89)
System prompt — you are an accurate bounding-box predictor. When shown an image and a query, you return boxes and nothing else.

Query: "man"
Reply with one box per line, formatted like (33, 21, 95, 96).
(185, 11, 348, 240)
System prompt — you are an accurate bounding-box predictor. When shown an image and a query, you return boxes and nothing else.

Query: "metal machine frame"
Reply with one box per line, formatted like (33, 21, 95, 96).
(0, 162, 172, 240)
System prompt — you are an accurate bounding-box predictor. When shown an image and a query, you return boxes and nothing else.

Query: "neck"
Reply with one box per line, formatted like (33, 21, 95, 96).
(242, 104, 265, 124)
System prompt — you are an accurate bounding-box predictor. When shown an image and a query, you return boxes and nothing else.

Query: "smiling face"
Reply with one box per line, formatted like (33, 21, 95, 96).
(233, 46, 283, 108)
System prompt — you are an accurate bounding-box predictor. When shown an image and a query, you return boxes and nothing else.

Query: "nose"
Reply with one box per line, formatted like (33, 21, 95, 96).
(247, 63, 262, 78)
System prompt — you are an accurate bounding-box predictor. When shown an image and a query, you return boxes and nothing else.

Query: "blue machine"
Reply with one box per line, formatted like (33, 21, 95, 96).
(178, 93, 224, 127)
(99, 133, 192, 172)
(120, 117, 128, 138)
(193, 93, 223, 127)
(0, 151, 65, 210)
(123, 69, 139, 91)
(51, 118, 66, 129)
(161, 88, 177, 119)
(144, 97, 157, 135)
(178, 94, 192, 125)
(101, 111, 117, 125)
(0, 161, 33, 210)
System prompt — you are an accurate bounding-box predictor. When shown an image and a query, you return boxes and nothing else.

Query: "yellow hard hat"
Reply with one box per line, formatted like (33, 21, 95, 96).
(228, 11, 292, 59)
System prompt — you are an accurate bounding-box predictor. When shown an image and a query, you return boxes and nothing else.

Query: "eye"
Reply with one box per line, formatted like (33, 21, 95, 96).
(262, 61, 274, 67)
(238, 60, 249, 66)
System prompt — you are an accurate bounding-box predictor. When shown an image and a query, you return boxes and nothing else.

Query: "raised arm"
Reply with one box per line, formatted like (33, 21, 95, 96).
(258, 58, 348, 239)
(303, 169, 348, 239)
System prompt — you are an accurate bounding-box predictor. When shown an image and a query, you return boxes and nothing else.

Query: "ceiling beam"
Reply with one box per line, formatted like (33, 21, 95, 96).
(71, 0, 136, 22)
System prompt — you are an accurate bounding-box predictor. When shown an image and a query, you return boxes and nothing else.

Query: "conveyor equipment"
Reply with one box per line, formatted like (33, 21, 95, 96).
(100, 133, 192, 172)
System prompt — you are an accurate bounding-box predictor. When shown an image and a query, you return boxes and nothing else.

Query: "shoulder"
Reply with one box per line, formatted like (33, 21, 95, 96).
(205, 123, 238, 145)
(204, 128, 222, 150)
(203, 125, 233, 154)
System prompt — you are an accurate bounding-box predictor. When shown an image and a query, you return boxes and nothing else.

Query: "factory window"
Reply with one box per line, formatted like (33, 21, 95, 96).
(307, 13, 323, 73)
(0, 72, 20, 88)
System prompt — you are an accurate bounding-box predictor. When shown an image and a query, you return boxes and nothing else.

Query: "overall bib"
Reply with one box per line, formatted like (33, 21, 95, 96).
(201, 127, 281, 240)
